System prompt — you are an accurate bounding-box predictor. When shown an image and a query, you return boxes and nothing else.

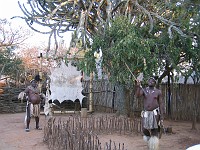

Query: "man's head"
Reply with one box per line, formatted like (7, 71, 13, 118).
(30, 79, 37, 87)
(148, 77, 156, 87)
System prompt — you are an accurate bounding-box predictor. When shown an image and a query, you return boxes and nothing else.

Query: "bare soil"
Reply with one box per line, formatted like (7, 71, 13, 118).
(0, 112, 199, 150)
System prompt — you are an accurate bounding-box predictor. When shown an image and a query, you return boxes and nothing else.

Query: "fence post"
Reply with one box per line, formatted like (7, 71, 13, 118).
(167, 74, 171, 118)
(89, 72, 94, 112)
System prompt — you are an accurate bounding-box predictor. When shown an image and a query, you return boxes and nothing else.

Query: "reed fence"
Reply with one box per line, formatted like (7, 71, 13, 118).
(44, 115, 141, 150)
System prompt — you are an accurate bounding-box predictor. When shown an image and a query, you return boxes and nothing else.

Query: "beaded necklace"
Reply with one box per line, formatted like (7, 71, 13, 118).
(146, 87, 156, 94)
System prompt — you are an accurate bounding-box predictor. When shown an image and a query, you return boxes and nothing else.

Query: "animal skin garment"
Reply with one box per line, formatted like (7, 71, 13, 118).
(49, 61, 84, 104)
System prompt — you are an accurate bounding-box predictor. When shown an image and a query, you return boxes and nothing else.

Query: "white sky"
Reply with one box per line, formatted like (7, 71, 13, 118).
(0, 0, 72, 48)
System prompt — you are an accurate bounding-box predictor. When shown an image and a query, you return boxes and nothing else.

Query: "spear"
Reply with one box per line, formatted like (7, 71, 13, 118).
(124, 62, 138, 81)
(124, 62, 147, 95)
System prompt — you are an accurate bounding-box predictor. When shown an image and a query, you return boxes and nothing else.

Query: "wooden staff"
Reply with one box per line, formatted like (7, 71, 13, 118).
(124, 62, 147, 95)
(124, 62, 138, 81)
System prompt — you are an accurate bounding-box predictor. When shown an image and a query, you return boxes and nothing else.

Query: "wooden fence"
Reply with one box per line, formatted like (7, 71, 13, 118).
(0, 87, 26, 113)
(44, 115, 141, 150)
(82, 80, 200, 121)
(165, 84, 200, 121)
(0, 80, 199, 122)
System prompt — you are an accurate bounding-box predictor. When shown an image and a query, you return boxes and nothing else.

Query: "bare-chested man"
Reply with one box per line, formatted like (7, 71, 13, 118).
(24, 79, 42, 132)
(135, 77, 165, 149)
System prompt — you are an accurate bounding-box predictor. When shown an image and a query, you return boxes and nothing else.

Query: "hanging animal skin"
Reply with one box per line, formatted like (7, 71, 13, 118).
(49, 61, 85, 104)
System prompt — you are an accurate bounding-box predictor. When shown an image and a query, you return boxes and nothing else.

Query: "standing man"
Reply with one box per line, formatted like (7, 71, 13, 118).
(135, 77, 165, 150)
(24, 79, 42, 132)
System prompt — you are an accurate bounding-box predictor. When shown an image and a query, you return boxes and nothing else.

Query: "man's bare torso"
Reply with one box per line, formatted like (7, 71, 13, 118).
(25, 86, 41, 104)
(143, 87, 161, 111)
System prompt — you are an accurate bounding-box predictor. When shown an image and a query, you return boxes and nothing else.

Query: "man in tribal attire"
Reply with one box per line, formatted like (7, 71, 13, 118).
(24, 79, 42, 132)
(135, 77, 165, 150)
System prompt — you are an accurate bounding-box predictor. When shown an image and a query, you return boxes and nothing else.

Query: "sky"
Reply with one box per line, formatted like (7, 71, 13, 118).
(0, 0, 71, 48)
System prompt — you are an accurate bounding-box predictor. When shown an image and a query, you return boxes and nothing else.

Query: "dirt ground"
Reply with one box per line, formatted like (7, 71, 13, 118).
(0, 112, 200, 150)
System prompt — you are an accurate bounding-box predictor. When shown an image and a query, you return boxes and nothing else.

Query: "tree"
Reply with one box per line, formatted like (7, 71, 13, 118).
(0, 19, 29, 47)
(17, 0, 190, 53)
(0, 47, 24, 83)
(18, 1, 199, 81)
(0, 19, 30, 82)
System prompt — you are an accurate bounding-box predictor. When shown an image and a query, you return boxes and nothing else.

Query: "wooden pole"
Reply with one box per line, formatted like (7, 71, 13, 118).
(89, 72, 94, 112)
(38, 52, 43, 93)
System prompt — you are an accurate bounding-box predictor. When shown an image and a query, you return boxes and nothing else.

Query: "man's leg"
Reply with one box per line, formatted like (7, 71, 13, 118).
(148, 129, 159, 150)
(26, 103, 31, 132)
(35, 104, 42, 130)
(151, 129, 159, 136)
(35, 116, 40, 129)
(143, 128, 151, 142)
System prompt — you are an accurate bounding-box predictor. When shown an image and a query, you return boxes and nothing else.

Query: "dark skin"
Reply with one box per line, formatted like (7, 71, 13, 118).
(24, 80, 42, 130)
(24, 80, 41, 104)
(135, 78, 164, 137)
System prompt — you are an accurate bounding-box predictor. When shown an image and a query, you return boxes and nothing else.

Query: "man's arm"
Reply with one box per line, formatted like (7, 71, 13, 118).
(24, 87, 30, 101)
(135, 81, 144, 97)
(24, 88, 28, 96)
